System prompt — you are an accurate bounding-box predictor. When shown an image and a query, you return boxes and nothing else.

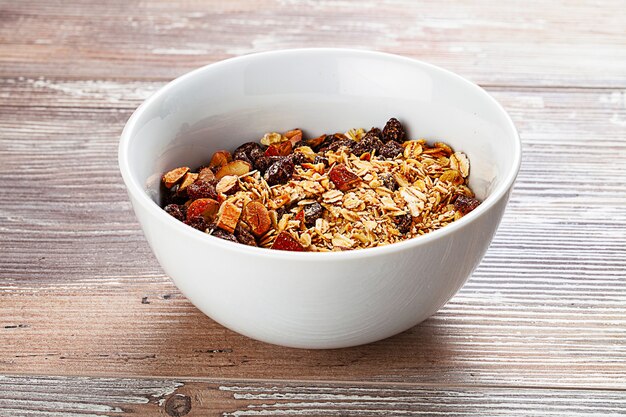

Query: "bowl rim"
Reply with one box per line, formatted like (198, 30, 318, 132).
(119, 48, 521, 261)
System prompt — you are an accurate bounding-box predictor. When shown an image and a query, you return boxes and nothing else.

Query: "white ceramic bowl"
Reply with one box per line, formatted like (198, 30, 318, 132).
(119, 49, 521, 349)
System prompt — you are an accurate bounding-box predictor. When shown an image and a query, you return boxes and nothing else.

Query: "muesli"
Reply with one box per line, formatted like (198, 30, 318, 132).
(161, 118, 481, 252)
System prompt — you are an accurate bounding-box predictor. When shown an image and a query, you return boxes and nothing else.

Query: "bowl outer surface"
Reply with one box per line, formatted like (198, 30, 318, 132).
(119, 49, 521, 348)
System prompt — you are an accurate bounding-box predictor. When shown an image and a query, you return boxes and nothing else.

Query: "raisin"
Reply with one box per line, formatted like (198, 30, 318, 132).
(233, 142, 264, 165)
(211, 228, 238, 243)
(289, 152, 308, 165)
(162, 183, 187, 206)
(379, 140, 404, 159)
(454, 195, 481, 215)
(394, 214, 412, 234)
(264, 158, 294, 185)
(313, 155, 329, 167)
(164, 204, 186, 222)
(187, 179, 218, 200)
(328, 138, 355, 152)
(365, 127, 382, 140)
(184, 216, 208, 232)
(303, 202, 324, 228)
(379, 173, 397, 191)
(235, 225, 257, 246)
(382, 117, 406, 143)
(352, 134, 383, 156)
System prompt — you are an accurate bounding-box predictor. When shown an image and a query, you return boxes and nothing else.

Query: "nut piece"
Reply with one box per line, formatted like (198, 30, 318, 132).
(178, 172, 198, 191)
(198, 167, 215, 182)
(329, 164, 360, 191)
(215, 160, 252, 180)
(162, 167, 189, 188)
(216, 175, 239, 194)
(186, 198, 220, 222)
(242, 201, 272, 236)
(209, 150, 232, 169)
(216, 201, 242, 233)
(271, 231, 305, 252)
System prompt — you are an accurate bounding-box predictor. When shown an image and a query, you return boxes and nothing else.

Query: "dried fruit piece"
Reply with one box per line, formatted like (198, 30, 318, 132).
(382, 118, 406, 143)
(379, 141, 403, 159)
(329, 164, 360, 191)
(164, 204, 186, 222)
(216, 201, 242, 233)
(178, 172, 198, 191)
(454, 195, 481, 215)
(184, 216, 208, 231)
(233, 142, 264, 165)
(215, 160, 252, 180)
(235, 225, 257, 246)
(186, 198, 220, 222)
(305, 134, 327, 150)
(379, 173, 397, 191)
(211, 228, 238, 243)
(264, 158, 295, 185)
(351, 134, 382, 156)
(265, 141, 293, 157)
(216, 175, 240, 194)
(162, 166, 189, 188)
(303, 202, 323, 228)
(187, 179, 218, 200)
(284, 129, 303, 146)
(328, 137, 355, 152)
(260, 132, 287, 146)
(208, 151, 232, 169)
(394, 213, 412, 234)
(271, 231, 305, 252)
(242, 201, 272, 237)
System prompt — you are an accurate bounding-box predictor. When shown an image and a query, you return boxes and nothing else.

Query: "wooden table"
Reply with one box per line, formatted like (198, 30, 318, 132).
(1, 1, 625, 415)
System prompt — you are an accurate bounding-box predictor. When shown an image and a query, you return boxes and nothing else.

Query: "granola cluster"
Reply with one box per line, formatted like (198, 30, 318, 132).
(161, 118, 481, 252)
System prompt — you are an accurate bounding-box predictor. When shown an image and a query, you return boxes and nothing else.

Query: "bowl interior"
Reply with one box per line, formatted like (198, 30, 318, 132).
(122, 49, 518, 212)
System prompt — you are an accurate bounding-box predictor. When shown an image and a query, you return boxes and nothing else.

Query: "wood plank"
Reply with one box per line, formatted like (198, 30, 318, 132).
(0, 375, 625, 416)
(1, 86, 624, 388)
(1, 0, 626, 87)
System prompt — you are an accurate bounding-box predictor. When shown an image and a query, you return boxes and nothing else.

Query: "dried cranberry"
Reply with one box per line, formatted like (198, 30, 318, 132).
(379, 140, 404, 159)
(454, 195, 481, 215)
(382, 118, 406, 143)
(303, 202, 324, 228)
(394, 214, 412, 234)
(235, 226, 257, 246)
(187, 179, 217, 200)
(211, 228, 238, 243)
(379, 173, 397, 191)
(184, 216, 208, 232)
(164, 204, 186, 222)
(264, 158, 294, 185)
(352, 134, 383, 156)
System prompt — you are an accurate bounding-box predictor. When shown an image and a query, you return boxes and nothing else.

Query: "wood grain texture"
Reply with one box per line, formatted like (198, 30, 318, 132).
(1, 86, 624, 390)
(1, 0, 626, 414)
(1, 375, 625, 417)
(1, 0, 626, 87)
